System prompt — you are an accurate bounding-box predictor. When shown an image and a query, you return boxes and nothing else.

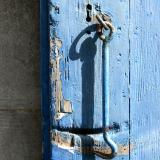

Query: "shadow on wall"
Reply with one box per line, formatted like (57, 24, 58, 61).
(69, 24, 99, 160)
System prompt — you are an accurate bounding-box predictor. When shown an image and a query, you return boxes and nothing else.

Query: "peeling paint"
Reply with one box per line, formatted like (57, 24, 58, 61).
(63, 100, 72, 113)
(52, 130, 133, 156)
(50, 38, 72, 120)
(48, 0, 133, 159)
(93, 144, 133, 156)
(52, 130, 74, 148)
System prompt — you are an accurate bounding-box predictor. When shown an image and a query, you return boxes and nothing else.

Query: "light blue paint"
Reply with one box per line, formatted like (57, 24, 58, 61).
(47, 0, 130, 159)
(130, 0, 160, 160)
(102, 43, 118, 157)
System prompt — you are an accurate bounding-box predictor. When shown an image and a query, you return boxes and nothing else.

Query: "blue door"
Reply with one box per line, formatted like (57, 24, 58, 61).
(41, 0, 160, 159)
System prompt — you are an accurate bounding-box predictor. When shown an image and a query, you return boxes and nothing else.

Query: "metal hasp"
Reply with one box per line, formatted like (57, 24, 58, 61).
(95, 12, 118, 158)
(50, 1, 119, 158)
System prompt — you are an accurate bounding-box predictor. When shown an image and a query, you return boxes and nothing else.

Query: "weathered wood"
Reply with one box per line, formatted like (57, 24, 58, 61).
(43, 0, 160, 159)
(130, 1, 160, 160)
(50, 0, 130, 159)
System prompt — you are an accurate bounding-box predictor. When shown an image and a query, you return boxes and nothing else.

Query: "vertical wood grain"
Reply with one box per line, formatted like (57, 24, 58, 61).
(130, 1, 160, 159)
(47, 0, 160, 159)
(50, 0, 130, 159)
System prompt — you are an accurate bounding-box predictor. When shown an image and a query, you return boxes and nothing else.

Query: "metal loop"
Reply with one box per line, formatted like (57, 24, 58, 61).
(96, 14, 114, 42)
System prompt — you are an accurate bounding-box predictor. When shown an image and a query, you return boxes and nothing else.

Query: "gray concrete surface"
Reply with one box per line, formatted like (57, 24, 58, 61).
(0, 0, 41, 159)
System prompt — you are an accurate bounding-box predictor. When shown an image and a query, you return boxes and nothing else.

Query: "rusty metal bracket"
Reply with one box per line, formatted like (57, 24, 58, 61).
(96, 13, 115, 42)
(52, 130, 131, 158)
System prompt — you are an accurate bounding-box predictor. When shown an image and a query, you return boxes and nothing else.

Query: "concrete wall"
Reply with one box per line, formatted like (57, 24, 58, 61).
(0, 0, 41, 159)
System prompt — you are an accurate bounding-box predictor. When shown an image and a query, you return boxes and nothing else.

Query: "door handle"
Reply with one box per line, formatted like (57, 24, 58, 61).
(51, 4, 118, 158)
(95, 12, 118, 158)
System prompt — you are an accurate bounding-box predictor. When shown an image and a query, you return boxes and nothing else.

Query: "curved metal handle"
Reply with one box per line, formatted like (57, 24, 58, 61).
(103, 132, 118, 158)
(93, 132, 118, 159)
(95, 13, 118, 159)
(102, 43, 118, 158)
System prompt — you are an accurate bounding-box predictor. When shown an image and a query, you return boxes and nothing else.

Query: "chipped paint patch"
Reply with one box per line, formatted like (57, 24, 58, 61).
(92, 144, 132, 156)
(52, 130, 133, 156)
(63, 100, 72, 113)
(52, 130, 74, 148)
(50, 38, 72, 120)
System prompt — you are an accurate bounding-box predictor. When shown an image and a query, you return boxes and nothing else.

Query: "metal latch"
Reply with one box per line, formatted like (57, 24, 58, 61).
(53, 4, 118, 159)
(52, 130, 116, 159)
(52, 129, 130, 158)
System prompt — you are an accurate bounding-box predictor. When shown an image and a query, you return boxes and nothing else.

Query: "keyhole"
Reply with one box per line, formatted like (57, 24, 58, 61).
(86, 4, 92, 22)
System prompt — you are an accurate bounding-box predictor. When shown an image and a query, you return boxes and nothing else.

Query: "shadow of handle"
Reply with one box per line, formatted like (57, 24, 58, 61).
(69, 24, 98, 61)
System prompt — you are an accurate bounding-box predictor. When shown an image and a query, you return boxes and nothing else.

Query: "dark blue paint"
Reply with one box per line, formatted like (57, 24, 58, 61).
(40, 0, 50, 159)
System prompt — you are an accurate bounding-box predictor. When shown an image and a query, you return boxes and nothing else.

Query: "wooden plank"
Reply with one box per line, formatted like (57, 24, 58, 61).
(130, 1, 160, 159)
(100, 2, 130, 159)
(50, 0, 130, 159)
(50, 0, 130, 129)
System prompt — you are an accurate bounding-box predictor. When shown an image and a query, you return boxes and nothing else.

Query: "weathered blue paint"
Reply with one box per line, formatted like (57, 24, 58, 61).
(39, 0, 138, 159)
(48, 0, 130, 159)
(130, 1, 160, 160)
(49, 0, 129, 127)
(42, 0, 160, 159)
(102, 43, 118, 157)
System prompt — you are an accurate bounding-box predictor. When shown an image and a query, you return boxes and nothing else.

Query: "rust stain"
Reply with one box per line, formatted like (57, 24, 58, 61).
(93, 144, 133, 156)
(118, 144, 134, 155)
(50, 38, 72, 120)
(92, 140, 133, 156)
(52, 130, 134, 156)
(52, 131, 74, 148)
